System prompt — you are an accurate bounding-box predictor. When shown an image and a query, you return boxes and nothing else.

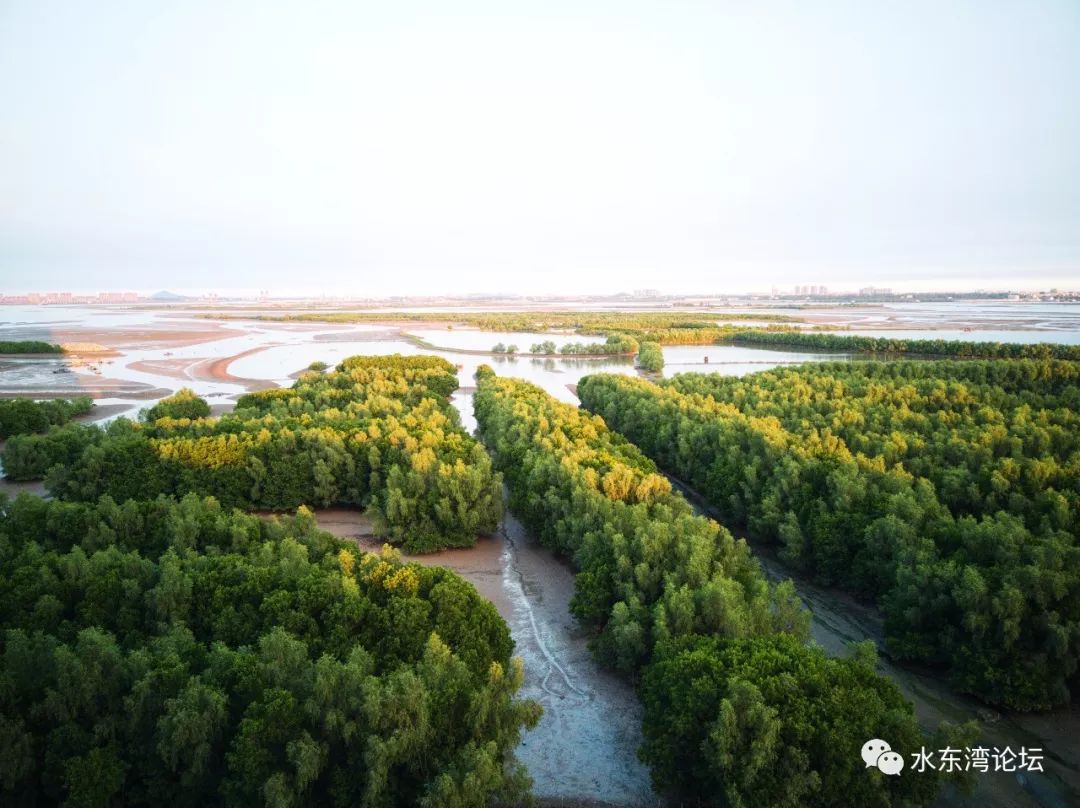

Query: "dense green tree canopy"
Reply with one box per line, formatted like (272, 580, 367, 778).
(0, 341, 65, 354)
(3, 356, 502, 552)
(557, 333, 639, 356)
(640, 635, 961, 808)
(578, 360, 1080, 709)
(0, 396, 93, 439)
(144, 388, 211, 421)
(726, 330, 1080, 360)
(474, 372, 808, 675)
(635, 342, 664, 372)
(0, 493, 540, 807)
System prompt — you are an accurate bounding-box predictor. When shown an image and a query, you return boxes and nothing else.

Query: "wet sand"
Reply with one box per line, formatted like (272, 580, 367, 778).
(311, 506, 657, 807)
(304, 508, 375, 537)
(314, 328, 411, 342)
(0, 477, 48, 499)
(495, 512, 656, 807)
(129, 344, 281, 392)
(78, 403, 134, 422)
(0, 319, 237, 352)
(0, 312, 278, 400)
(2, 351, 179, 400)
(0, 381, 172, 399)
(203, 347, 280, 390)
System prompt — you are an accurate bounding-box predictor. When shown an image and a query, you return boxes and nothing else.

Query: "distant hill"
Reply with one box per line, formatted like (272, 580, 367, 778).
(149, 290, 191, 301)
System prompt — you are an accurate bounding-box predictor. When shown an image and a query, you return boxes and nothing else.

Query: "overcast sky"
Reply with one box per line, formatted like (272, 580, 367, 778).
(2, 0, 1078, 295)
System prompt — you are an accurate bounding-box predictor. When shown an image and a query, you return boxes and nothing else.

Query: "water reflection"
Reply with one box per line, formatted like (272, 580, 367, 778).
(407, 328, 581, 352)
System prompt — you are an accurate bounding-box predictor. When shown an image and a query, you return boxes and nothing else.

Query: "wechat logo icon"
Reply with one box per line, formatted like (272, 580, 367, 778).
(862, 739, 905, 776)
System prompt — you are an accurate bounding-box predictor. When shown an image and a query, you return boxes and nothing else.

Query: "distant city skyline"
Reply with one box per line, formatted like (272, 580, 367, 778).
(2, 1, 1079, 294)
(1, 282, 1077, 301)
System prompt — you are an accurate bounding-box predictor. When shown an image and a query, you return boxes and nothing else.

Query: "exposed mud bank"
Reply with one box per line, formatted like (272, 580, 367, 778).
(311, 507, 658, 807)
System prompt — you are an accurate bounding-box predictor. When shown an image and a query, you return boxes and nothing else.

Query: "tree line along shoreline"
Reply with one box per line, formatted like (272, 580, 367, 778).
(2, 355, 503, 553)
(201, 309, 1080, 360)
(0, 395, 93, 440)
(2, 347, 1077, 805)
(0, 340, 65, 354)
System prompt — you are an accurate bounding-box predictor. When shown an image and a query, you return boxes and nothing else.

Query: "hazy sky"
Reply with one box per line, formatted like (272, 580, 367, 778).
(2, 0, 1078, 295)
